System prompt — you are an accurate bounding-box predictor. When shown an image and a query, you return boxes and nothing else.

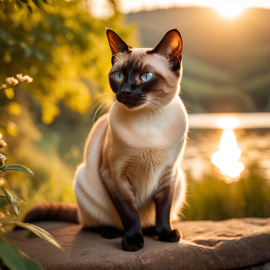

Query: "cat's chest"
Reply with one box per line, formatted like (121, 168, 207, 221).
(112, 116, 177, 151)
(124, 147, 168, 206)
(130, 146, 167, 167)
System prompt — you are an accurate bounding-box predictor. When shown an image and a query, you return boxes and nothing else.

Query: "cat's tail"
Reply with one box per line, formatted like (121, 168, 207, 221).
(23, 202, 79, 224)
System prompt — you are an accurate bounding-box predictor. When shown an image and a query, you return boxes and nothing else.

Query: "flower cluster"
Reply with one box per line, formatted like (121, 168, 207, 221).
(0, 74, 33, 90)
(0, 134, 7, 167)
(0, 153, 6, 166)
(0, 134, 6, 151)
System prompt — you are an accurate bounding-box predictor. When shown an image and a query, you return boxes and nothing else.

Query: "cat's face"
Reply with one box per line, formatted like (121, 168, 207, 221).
(107, 29, 183, 110)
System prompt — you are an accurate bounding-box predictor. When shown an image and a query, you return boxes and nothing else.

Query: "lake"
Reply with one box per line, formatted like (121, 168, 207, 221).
(184, 113, 270, 181)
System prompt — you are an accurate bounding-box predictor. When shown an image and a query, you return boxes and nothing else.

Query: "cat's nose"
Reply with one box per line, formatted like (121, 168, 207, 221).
(121, 83, 133, 96)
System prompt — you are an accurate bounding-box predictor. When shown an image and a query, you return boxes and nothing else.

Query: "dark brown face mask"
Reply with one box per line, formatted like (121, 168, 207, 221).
(106, 28, 183, 109)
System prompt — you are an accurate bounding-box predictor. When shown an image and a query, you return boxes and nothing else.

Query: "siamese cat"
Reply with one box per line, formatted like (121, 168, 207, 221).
(24, 28, 188, 252)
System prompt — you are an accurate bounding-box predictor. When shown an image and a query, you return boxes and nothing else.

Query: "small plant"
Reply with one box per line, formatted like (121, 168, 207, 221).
(0, 77, 62, 270)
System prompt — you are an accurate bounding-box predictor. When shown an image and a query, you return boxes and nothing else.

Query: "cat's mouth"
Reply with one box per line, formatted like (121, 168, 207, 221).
(123, 97, 146, 108)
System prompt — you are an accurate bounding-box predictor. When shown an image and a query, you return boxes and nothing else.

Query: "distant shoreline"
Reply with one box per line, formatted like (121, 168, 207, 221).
(188, 113, 270, 129)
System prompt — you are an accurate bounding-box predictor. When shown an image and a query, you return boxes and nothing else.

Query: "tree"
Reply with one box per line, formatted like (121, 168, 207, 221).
(0, 0, 135, 124)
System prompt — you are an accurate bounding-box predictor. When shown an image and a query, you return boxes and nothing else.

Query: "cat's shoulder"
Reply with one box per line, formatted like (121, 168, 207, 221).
(90, 113, 109, 133)
(85, 114, 109, 152)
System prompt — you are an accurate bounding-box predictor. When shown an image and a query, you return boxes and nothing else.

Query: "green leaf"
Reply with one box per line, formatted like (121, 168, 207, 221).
(0, 165, 7, 171)
(27, 5, 32, 12)
(0, 241, 27, 270)
(19, 0, 28, 3)
(20, 42, 32, 58)
(34, 49, 48, 61)
(0, 29, 6, 40)
(22, 256, 44, 270)
(0, 199, 8, 207)
(32, 0, 40, 8)
(16, 1, 23, 9)
(8, 222, 63, 250)
(13, 195, 25, 203)
(1, 187, 20, 217)
(1, 164, 34, 175)
(0, 241, 43, 270)
(27, 231, 38, 239)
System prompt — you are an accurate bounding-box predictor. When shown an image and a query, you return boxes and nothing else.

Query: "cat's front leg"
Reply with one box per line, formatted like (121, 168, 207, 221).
(154, 183, 181, 242)
(100, 169, 144, 251)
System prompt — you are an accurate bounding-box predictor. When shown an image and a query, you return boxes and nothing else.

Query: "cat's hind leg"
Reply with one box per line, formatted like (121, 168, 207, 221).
(100, 226, 120, 239)
(171, 166, 186, 222)
(74, 163, 122, 230)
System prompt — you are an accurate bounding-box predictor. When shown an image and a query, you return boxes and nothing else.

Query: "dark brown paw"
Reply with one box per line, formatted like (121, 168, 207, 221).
(158, 229, 181, 242)
(142, 226, 157, 236)
(121, 235, 144, 251)
(100, 226, 119, 239)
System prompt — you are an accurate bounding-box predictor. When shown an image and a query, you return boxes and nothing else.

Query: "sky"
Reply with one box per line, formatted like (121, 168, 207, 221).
(119, 0, 270, 13)
(91, 0, 270, 18)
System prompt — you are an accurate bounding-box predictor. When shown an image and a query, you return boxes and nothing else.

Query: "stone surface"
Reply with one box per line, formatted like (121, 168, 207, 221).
(7, 218, 270, 270)
(238, 262, 270, 270)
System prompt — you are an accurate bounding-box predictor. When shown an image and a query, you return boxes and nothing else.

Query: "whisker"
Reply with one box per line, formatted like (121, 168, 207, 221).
(85, 93, 114, 108)
(151, 96, 165, 101)
(92, 100, 111, 123)
(90, 96, 114, 115)
(96, 101, 111, 121)
(148, 100, 162, 113)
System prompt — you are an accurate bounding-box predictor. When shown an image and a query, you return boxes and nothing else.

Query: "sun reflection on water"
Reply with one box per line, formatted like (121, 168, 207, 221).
(211, 117, 244, 180)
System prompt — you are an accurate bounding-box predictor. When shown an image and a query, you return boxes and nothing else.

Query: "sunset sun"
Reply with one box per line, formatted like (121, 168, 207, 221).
(213, 4, 247, 18)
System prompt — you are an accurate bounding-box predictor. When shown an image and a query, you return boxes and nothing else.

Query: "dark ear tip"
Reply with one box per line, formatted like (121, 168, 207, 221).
(105, 27, 112, 33)
(171, 28, 181, 35)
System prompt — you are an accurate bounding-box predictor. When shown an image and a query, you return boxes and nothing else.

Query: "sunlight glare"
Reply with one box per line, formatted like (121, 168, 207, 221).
(217, 117, 240, 129)
(213, 4, 246, 18)
(212, 117, 244, 180)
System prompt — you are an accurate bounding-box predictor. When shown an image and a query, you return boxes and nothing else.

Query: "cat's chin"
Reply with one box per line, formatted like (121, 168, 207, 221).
(124, 101, 141, 109)
(118, 99, 147, 110)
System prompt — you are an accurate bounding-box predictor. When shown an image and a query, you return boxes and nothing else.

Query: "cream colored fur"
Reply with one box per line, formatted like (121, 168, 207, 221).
(74, 49, 188, 230)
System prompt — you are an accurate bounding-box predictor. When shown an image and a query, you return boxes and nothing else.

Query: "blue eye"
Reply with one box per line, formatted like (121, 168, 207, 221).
(114, 72, 124, 81)
(141, 72, 153, 82)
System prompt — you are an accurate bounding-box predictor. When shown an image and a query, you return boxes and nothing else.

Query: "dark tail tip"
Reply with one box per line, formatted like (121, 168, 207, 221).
(23, 202, 79, 224)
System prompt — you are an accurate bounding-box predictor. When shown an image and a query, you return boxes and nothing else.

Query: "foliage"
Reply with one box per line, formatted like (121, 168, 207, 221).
(0, 1, 134, 225)
(0, 148, 61, 269)
(0, 82, 62, 269)
(0, 0, 135, 124)
(0, 0, 134, 217)
(183, 163, 270, 221)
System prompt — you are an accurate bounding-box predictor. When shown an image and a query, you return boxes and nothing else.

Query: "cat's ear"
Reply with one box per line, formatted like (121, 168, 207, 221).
(148, 28, 183, 70)
(106, 27, 132, 55)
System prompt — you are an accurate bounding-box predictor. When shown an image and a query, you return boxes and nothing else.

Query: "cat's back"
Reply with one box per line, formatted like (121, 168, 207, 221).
(84, 113, 109, 166)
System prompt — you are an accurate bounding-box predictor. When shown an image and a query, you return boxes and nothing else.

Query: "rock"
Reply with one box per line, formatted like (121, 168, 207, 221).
(236, 262, 270, 270)
(7, 218, 270, 270)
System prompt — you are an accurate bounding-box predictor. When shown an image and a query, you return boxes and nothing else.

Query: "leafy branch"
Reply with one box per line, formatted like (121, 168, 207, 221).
(0, 79, 62, 269)
(0, 150, 62, 270)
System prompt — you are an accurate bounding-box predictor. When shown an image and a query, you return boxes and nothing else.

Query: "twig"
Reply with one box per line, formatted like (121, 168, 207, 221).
(0, 74, 33, 91)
